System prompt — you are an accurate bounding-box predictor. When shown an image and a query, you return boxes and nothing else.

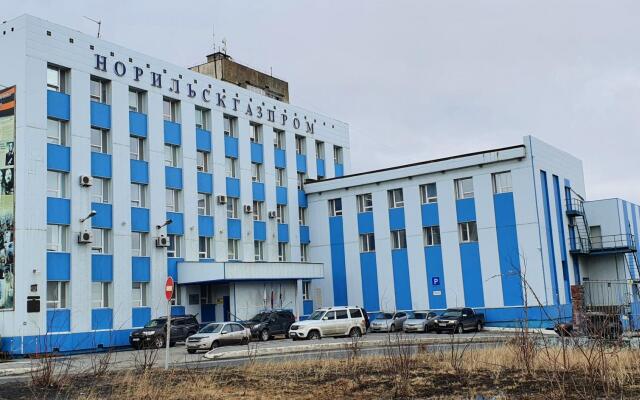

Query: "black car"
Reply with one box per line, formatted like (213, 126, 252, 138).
(130, 315, 200, 349)
(243, 310, 296, 341)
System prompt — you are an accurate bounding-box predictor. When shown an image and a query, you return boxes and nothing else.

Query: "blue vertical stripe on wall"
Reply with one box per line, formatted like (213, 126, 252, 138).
(47, 252, 71, 281)
(424, 246, 447, 309)
(493, 192, 523, 306)
(132, 307, 151, 328)
(622, 201, 638, 279)
(391, 249, 412, 310)
(329, 216, 348, 306)
(359, 252, 380, 312)
(540, 170, 560, 305)
(459, 243, 485, 307)
(552, 176, 571, 302)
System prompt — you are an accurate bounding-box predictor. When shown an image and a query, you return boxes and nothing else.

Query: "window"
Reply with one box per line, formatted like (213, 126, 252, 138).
(131, 183, 146, 208)
(166, 189, 181, 212)
(130, 136, 144, 160)
(253, 201, 264, 221)
(275, 168, 286, 187)
(197, 151, 209, 172)
(336, 310, 348, 320)
(298, 207, 307, 225)
(47, 66, 65, 92)
(300, 244, 309, 262)
(91, 229, 110, 254)
(388, 189, 404, 208)
(195, 107, 209, 130)
(92, 178, 110, 203)
(276, 204, 287, 224)
(315, 141, 324, 160)
(250, 124, 262, 143)
(455, 177, 474, 200)
(199, 237, 212, 259)
(278, 242, 287, 262)
(252, 163, 263, 182)
(170, 284, 182, 306)
(423, 226, 441, 246)
(492, 171, 513, 194)
(164, 144, 179, 167)
(90, 77, 108, 103)
(225, 157, 238, 178)
(296, 173, 306, 190)
(47, 171, 66, 198)
(132, 282, 148, 307)
(226, 197, 239, 219)
(302, 281, 311, 300)
(333, 146, 343, 164)
(295, 135, 305, 155)
(167, 235, 181, 258)
(129, 89, 145, 113)
(228, 239, 239, 260)
(223, 115, 237, 137)
(163, 98, 179, 122)
(47, 281, 69, 309)
(459, 222, 478, 243)
(91, 128, 109, 153)
(47, 225, 68, 252)
(360, 233, 376, 253)
(254, 240, 264, 261)
(420, 183, 438, 204)
(198, 193, 211, 216)
(328, 198, 343, 217)
(47, 119, 67, 145)
(131, 232, 147, 257)
(91, 282, 110, 308)
(274, 129, 285, 149)
(391, 230, 407, 249)
(357, 193, 373, 213)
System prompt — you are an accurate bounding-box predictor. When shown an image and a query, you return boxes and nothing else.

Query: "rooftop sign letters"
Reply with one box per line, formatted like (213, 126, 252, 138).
(95, 54, 314, 134)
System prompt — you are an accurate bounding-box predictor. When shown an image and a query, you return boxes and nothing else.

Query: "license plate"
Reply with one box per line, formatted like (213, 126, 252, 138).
(132, 338, 140, 341)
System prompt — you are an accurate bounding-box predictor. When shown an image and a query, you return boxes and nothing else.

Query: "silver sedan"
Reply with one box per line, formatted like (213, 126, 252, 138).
(369, 311, 410, 333)
(186, 322, 251, 354)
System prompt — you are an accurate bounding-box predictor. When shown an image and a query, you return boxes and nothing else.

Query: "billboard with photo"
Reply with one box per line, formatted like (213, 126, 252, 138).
(0, 86, 15, 311)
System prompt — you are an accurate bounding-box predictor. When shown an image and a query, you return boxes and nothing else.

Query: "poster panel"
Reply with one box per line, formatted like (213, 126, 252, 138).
(0, 86, 15, 311)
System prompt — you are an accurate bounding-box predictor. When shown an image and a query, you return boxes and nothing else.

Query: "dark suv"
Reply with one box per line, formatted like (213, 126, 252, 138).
(129, 315, 200, 349)
(243, 310, 296, 341)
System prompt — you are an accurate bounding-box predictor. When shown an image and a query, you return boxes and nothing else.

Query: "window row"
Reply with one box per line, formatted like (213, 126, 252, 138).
(46, 281, 150, 309)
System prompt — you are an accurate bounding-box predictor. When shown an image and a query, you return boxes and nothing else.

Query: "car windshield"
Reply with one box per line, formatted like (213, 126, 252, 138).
(249, 312, 270, 322)
(308, 310, 326, 320)
(376, 313, 394, 320)
(442, 310, 462, 317)
(199, 323, 223, 333)
(144, 319, 166, 328)
(413, 313, 428, 319)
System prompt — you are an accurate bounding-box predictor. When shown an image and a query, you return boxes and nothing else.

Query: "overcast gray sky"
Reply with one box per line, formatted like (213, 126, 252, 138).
(5, 1, 640, 203)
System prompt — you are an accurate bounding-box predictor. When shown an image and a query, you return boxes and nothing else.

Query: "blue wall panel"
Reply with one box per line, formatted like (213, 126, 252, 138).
(91, 254, 113, 282)
(303, 300, 314, 316)
(163, 121, 181, 145)
(252, 182, 265, 201)
(47, 309, 71, 333)
(359, 252, 380, 312)
(228, 219, 241, 239)
(278, 223, 289, 243)
(197, 172, 213, 194)
(132, 257, 151, 282)
(298, 190, 307, 208)
(493, 193, 524, 306)
(165, 166, 183, 189)
(47, 197, 71, 225)
(171, 306, 186, 316)
(388, 207, 406, 231)
(391, 249, 412, 310)
(91, 308, 113, 330)
(47, 252, 71, 281)
(424, 246, 447, 309)
(91, 202, 113, 229)
(166, 212, 184, 235)
(91, 152, 112, 178)
(129, 111, 148, 137)
(296, 154, 307, 173)
(198, 215, 214, 237)
(130, 159, 149, 184)
(226, 177, 240, 198)
(167, 258, 183, 282)
(196, 128, 212, 152)
(47, 90, 70, 121)
(334, 163, 344, 177)
(132, 307, 151, 328)
(459, 243, 485, 308)
(250, 142, 264, 164)
(540, 170, 560, 305)
(274, 149, 286, 169)
(357, 212, 374, 234)
(329, 216, 348, 306)
(254, 221, 266, 241)
(300, 225, 310, 244)
(47, 144, 71, 172)
(421, 203, 439, 227)
(456, 198, 476, 222)
(224, 136, 239, 158)
(553, 175, 571, 300)
(131, 207, 150, 232)
(90, 102, 111, 129)
(316, 159, 326, 177)
(276, 186, 288, 205)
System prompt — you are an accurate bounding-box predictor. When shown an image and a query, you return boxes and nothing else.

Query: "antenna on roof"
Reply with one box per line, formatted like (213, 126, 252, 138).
(212, 25, 216, 53)
(83, 16, 102, 38)
(221, 38, 227, 54)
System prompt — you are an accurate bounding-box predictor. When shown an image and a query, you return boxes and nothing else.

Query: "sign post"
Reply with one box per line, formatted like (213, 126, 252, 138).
(164, 276, 174, 370)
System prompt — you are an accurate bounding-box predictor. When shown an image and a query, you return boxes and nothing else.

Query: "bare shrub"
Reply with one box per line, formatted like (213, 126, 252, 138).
(132, 342, 159, 371)
(382, 332, 415, 397)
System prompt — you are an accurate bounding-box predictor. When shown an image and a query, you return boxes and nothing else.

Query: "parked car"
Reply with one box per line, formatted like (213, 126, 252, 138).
(403, 311, 439, 333)
(289, 306, 367, 340)
(129, 315, 200, 349)
(434, 308, 484, 334)
(186, 322, 251, 353)
(243, 309, 296, 341)
(369, 311, 410, 333)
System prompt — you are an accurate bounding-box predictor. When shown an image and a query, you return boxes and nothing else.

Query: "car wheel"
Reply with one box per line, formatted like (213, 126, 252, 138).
(210, 341, 219, 350)
(390, 324, 396, 333)
(457, 324, 464, 334)
(187, 349, 196, 354)
(476, 322, 483, 332)
(240, 337, 249, 345)
(308, 330, 321, 340)
(260, 329, 270, 342)
(154, 336, 165, 348)
(424, 325, 429, 334)
(349, 327, 362, 338)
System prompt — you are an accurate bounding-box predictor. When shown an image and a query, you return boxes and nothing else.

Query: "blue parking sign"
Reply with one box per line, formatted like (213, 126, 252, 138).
(432, 277, 440, 286)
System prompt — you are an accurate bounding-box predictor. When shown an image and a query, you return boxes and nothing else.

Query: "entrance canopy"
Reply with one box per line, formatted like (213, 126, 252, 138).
(177, 261, 323, 284)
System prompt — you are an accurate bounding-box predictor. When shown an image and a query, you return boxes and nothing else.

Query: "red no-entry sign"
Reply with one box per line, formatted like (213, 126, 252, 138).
(165, 276, 174, 301)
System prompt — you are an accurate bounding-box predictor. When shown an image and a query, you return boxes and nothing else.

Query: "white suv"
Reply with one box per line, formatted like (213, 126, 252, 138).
(289, 306, 367, 340)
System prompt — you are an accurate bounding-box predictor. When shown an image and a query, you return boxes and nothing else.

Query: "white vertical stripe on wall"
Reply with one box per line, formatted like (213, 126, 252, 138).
(285, 129, 299, 262)
(237, 117, 253, 262)
(342, 192, 363, 307)
(307, 195, 332, 306)
(403, 182, 429, 311)
(180, 102, 198, 262)
(210, 110, 228, 261)
(262, 126, 277, 262)
(371, 189, 395, 311)
(437, 179, 464, 308)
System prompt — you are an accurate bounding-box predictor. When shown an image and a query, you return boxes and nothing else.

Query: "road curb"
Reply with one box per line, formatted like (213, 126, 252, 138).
(0, 367, 31, 377)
